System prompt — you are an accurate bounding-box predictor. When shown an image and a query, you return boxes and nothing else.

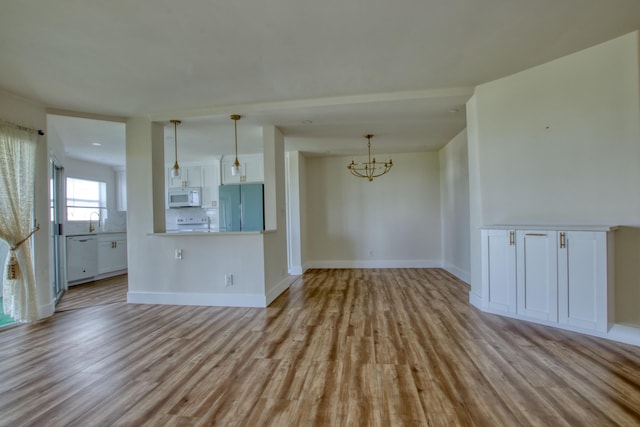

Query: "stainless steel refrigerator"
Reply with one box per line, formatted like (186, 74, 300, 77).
(218, 183, 264, 232)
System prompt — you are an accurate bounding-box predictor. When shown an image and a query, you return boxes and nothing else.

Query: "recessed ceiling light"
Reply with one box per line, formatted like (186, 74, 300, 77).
(91, 142, 102, 146)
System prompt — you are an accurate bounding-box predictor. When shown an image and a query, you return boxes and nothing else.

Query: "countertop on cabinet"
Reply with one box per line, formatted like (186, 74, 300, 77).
(66, 231, 127, 237)
(150, 230, 276, 236)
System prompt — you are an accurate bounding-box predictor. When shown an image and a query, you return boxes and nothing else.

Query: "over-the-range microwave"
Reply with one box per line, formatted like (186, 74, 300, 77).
(168, 187, 201, 208)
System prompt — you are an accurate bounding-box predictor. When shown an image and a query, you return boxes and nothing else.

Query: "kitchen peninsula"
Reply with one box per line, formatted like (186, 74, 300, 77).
(126, 122, 289, 310)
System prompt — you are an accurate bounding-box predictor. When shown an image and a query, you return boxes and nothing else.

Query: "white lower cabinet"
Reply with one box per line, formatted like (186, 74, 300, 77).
(481, 229, 516, 313)
(516, 230, 558, 322)
(558, 231, 610, 332)
(481, 226, 614, 334)
(98, 233, 128, 274)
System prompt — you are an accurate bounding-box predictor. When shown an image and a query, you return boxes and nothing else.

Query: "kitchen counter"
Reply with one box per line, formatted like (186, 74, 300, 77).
(66, 231, 127, 237)
(150, 230, 276, 236)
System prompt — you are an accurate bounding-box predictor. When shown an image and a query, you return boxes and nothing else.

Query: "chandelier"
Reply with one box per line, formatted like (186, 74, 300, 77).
(170, 119, 181, 178)
(347, 134, 393, 181)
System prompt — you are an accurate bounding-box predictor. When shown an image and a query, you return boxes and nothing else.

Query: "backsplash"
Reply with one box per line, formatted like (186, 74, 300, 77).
(166, 207, 218, 231)
(64, 209, 127, 235)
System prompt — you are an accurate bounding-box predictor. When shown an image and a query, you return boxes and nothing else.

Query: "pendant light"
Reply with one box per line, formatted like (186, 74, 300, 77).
(170, 119, 182, 178)
(230, 114, 242, 176)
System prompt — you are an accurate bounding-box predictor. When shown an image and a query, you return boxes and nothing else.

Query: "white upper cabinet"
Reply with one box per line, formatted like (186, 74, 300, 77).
(168, 165, 202, 188)
(221, 154, 264, 184)
(201, 164, 220, 209)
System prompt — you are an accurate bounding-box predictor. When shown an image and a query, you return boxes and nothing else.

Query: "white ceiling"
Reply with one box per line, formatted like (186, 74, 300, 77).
(3, 1, 640, 167)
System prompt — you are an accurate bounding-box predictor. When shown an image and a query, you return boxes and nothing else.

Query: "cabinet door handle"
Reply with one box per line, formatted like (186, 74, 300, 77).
(525, 233, 547, 237)
(509, 230, 515, 246)
(559, 232, 566, 248)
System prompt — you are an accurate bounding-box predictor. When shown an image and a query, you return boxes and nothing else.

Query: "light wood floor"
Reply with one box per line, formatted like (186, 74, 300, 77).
(1, 269, 639, 426)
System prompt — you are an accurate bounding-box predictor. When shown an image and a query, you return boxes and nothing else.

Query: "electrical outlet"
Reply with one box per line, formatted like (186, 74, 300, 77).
(175, 249, 183, 260)
(368, 249, 374, 257)
(225, 274, 233, 287)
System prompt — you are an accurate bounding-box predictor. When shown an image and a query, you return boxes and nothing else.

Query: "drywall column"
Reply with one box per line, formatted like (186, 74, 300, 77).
(466, 94, 484, 304)
(439, 130, 471, 283)
(286, 151, 303, 274)
(125, 117, 165, 286)
(263, 126, 279, 230)
(262, 125, 289, 301)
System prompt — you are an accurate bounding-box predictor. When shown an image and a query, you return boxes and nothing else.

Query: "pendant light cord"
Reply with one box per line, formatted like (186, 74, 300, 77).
(174, 121, 178, 166)
(234, 118, 238, 162)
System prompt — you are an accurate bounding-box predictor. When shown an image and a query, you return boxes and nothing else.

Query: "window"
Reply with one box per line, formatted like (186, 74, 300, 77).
(66, 177, 107, 221)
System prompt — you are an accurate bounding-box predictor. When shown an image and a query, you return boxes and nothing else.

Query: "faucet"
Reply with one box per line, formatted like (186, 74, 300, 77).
(89, 211, 101, 233)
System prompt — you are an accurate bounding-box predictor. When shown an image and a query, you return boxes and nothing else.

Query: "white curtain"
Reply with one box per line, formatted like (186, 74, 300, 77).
(0, 121, 39, 322)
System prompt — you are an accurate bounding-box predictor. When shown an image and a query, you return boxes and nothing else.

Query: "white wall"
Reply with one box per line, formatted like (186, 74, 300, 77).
(0, 89, 53, 318)
(439, 130, 470, 283)
(305, 152, 441, 267)
(466, 32, 640, 318)
(473, 32, 640, 226)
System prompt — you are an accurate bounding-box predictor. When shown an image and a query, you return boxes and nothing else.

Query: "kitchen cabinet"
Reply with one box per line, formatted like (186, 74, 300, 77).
(221, 154, 263, 184)
(67, 235, 98, 283)
(98, 233, 127, 274)
(201, 164, 219, 209)
(168, 165, 202, 188)
(480, 226, 615, 333)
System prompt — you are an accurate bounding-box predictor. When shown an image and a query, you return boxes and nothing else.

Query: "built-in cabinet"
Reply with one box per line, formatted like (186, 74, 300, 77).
(221, 154, 264, 184)
(201, 165, 219, 209)
(480, 226, 615, 334)
(67, 233, 128, 285)
(168, 165, 202, 188)
(98, 233, 127, 274)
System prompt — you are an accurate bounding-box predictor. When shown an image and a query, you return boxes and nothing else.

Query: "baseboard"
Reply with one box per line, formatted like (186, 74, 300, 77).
(607, 324, 640, 347)
(39, 299, 56, 319)
(94, 269, 128, 281)
(288, 266, 304, 275)
(442, 264, 470, 284)
(473, 301, 640, 348)
(468, 291, 483, 309)
(127, 291, 267, 308)
(265, 276, 291, 306)
(306, 260, 441, 269)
